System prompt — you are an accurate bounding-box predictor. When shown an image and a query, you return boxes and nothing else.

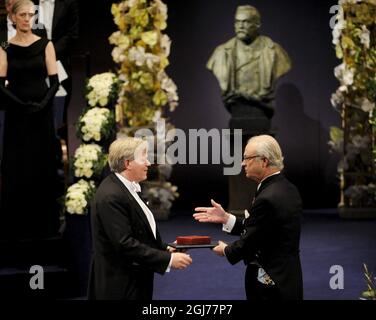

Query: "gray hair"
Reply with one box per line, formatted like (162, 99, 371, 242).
(248, 135, 284, 170)
(108, 137, 147, 173)
(11, 0, 34, 15)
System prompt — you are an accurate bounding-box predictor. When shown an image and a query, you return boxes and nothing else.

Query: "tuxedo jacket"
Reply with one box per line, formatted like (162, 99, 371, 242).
(225, 173, 303, 300)
(32, 0, 79, 71)
(88, 173, 171, 300)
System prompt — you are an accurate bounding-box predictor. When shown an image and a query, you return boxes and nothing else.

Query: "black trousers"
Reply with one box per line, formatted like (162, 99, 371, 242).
(245, 264, 281, 301)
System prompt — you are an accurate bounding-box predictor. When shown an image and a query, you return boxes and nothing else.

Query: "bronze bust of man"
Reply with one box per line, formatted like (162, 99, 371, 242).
(207, 5, 292, 213)
(207, 5, 291, 135)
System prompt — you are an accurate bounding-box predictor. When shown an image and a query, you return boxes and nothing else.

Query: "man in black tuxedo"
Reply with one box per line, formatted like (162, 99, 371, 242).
(33, 0, 79, 139)
(88, 138, 192, 300)
(194, 135, 303, 300)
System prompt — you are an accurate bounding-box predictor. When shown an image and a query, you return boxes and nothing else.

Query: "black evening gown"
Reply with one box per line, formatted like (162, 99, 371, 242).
(1, 38, 60, 239)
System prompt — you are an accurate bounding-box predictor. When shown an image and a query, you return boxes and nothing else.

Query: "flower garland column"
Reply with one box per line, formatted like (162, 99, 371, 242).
(330, 0, 376, 215)
(110, 0, 178, 128)
(109, 0, 180, 219)
(65, 72, 118, 215)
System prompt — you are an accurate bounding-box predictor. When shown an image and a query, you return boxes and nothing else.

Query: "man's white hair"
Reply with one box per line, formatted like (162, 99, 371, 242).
(248, 135, 284, 170)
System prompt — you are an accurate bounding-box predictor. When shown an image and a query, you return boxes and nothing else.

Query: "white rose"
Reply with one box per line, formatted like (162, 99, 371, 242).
(359, 25, 370, 49)
(99, 97, 108, 107)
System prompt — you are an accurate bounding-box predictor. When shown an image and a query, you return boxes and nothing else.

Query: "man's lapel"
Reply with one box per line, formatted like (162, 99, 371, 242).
(129, 194, 156, 239)
(247, 173, 283, 217)
(0, 18, 8, 43)
(256, 173, 282, 196)
(111, 173, 155, 239)
(52, 0, 63, 32)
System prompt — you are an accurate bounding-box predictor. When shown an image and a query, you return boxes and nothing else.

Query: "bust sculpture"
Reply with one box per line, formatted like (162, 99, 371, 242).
(207, 5, 292, 213)
(207, 4, 292, 135)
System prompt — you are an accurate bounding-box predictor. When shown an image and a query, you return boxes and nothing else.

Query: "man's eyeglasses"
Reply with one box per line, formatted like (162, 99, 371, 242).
(243, 155, 262, 161)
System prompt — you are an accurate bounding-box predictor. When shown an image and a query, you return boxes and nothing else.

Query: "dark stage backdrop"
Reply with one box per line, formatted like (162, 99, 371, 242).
(69, 0, 341, 210)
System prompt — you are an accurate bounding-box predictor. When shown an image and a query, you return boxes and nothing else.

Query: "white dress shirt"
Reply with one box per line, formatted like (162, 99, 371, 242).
(38, 0, 55, 40)
(114, 173, 172, 272)
(7, 16, 16, 41)
(115, 173, 156, 238)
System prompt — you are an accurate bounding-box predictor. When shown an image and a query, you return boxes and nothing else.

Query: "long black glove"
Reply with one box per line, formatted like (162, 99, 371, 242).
(0, 76, 27, 110)
(28, 74, 60, 113)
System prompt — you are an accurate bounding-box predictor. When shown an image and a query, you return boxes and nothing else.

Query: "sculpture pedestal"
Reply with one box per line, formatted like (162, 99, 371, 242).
(228, 167, 257, 216)
(226, 100, 273, 216)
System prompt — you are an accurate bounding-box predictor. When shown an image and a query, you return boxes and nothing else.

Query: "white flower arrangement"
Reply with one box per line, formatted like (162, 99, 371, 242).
(128, 46, 161, 69)
(359, 25, 370, 48)
(344, 183, 376, 207)
(334, 63, 354, 89)
(78, 107, 114, 142)
(72, 0, 179, 220)
(332, 9, 345, 46)
(73, 144, 108, 179)
(158, 70, 179, 111)
(359, 98, 375, 113)
(65, 179, 96, 215)
(144, 182, 178, 211)
(330, 1, 376, 208)
(330, 89, 345, 110)
(86, 72, 117, 107)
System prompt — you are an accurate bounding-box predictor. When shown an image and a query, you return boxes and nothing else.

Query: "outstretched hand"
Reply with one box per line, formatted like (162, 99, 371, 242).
(193, 199, 230, 224)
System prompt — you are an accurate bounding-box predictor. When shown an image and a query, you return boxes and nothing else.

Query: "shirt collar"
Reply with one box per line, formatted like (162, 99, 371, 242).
(40, 0, 55, 3)
(115, 172, 141, 193)
(132, 181, 141, 193)
(257, 171, 281, 191)
(7, 16, 14, 26)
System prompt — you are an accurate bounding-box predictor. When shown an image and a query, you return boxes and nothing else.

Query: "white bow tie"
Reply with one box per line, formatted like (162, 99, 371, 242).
(131, 182, 141, 193)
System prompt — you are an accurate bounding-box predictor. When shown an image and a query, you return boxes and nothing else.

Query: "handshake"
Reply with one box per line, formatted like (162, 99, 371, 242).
(168, 199, 231, 270)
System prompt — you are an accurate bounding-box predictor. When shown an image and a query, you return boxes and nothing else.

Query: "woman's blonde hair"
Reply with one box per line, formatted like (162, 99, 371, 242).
(11, 0, 34, 15)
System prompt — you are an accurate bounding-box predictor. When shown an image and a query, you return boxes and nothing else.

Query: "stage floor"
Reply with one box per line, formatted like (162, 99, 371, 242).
(154, 212, 376, 300)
